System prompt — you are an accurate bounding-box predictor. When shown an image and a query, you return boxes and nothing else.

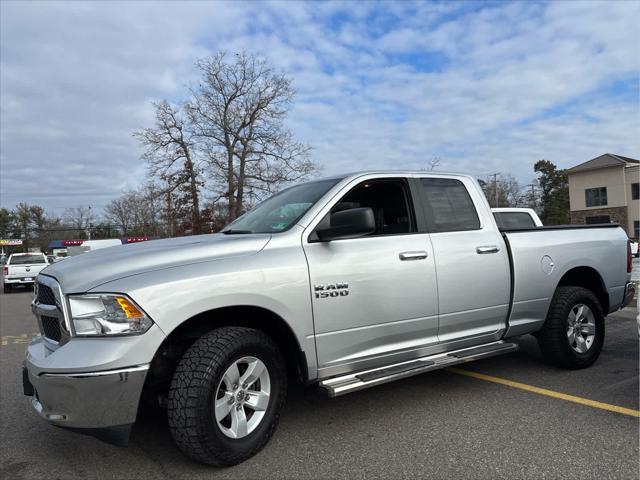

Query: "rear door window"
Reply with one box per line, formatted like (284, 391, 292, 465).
(419, 178, 480, 232)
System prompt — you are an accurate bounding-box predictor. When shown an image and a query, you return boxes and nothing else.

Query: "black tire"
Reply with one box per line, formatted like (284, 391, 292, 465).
(167, 327, 287, 466)
(537, 286, 604, 369)
(3, 284, 11, 294)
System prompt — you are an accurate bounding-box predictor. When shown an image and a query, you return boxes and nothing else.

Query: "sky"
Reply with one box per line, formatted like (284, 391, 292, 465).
(1, 0, 639, 215)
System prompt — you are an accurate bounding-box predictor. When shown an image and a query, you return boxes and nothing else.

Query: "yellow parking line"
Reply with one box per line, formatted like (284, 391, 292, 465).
(1, 333, 36, 346)
(447, 367, 640, 418)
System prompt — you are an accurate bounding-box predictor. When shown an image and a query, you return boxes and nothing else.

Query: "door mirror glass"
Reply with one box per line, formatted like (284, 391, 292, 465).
(315, 207, 375, 242)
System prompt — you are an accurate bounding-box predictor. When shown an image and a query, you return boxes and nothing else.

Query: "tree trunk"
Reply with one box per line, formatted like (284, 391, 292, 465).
(184, 152, 202, 234)
(235, 155, 246, 219)
(226, 150, 236, 222)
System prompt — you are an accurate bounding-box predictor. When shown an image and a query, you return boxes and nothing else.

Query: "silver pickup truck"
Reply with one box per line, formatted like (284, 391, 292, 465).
(23, 171, 634, 466)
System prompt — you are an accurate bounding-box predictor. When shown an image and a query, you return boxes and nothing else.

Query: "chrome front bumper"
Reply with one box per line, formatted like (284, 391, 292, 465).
(23, 363, 149, 429)
(22, 331, 164, 444)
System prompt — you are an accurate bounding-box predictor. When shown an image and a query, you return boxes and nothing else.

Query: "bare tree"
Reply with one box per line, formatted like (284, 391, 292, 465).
(426, 156, 441, 171)
(63, 206, 95, 238)
(135, 100, 203, 234)
(104, 184, 166, 237)
(187, 52, 317, 222)
(478, 174, 526, 208)
(104, 196, 133, 235)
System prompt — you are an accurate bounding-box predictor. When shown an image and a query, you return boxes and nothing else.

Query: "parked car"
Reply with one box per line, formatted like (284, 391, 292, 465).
(23, 172, 634, 466)
(492, 207, 543, 228)
(630, 240, 639, 258)
(3, 253, 49, 293)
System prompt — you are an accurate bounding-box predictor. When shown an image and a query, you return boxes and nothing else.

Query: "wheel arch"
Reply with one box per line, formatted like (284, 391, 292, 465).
(555, 266, 609, 314)
(141, 305, 309, 408)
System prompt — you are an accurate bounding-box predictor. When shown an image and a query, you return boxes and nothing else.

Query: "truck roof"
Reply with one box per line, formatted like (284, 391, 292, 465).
(327, 170, 478, 182)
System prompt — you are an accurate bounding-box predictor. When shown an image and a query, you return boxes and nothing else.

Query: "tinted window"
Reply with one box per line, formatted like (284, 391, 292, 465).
(494, 212, 536, 229)
(585, 187, 607, 207)
(331, 179, 414, 236)
(9, 254, 46, 265)
(420, 178, 480, 232)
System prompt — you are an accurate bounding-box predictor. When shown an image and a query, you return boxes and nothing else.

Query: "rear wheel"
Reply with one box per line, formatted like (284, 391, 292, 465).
(537, 286, 604, 369)
(167, 326, 287, 466)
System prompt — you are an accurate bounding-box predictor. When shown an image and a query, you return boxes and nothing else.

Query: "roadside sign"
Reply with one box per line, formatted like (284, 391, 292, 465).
(0, 239, 23, 246)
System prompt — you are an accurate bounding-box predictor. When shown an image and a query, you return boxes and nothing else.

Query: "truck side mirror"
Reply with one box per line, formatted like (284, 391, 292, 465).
(314, 207, 376, 242)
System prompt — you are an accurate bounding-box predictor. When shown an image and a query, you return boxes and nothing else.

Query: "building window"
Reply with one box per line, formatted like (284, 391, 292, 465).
(585, 187, 607, 207)
(632, 183, 639, 200)
(635, 221, 639, 239)
(585, 215, 610, 224)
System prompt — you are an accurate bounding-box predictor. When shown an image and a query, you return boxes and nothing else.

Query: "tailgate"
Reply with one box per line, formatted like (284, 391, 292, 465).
(7, 264, 45, 278)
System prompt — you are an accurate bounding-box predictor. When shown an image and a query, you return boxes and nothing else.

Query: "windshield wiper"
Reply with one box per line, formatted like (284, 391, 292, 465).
(221, 229, 254, 234)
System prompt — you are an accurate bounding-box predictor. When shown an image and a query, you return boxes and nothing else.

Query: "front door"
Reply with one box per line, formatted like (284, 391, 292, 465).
(303, 178, 439, 376)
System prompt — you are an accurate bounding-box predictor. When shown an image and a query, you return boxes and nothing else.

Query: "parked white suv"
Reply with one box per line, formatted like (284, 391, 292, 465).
(3, 253, 49, 293)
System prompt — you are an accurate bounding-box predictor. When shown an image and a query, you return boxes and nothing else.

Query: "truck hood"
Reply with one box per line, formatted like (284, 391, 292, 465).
(41, 233, 272, 293)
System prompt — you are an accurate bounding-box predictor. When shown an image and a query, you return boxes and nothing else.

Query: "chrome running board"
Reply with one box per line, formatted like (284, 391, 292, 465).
(319, 340, 517, 397)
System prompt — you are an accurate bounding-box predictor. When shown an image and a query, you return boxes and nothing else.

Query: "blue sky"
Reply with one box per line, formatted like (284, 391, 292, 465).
(1, 0, 638, 213)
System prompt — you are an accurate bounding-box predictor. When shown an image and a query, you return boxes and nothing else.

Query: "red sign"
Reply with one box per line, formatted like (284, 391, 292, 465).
(62, 240, 84, 246)
(126, 237, 149, 243)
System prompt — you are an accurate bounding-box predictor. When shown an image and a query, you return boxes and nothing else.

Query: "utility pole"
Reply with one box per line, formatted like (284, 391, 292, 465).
(86, 205, 92, 240)
(491, 173, 499, 207)
(526, 184, 537, 209)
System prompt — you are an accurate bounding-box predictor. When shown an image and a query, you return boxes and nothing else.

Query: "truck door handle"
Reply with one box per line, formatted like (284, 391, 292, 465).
(399, 251, 428, 261)
(476, 245, 500, 254)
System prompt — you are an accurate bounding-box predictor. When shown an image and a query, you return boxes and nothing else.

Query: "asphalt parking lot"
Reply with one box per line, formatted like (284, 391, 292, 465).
(1, 285, 638, 480)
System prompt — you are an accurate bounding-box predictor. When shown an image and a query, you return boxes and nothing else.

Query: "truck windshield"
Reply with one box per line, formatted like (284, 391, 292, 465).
(223, 178, 342, 234)
(9, 254, 46, 265)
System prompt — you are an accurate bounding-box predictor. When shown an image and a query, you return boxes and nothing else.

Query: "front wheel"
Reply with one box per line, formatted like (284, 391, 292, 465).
(167, 326, 287, 466)
(537, 286, 604, 369)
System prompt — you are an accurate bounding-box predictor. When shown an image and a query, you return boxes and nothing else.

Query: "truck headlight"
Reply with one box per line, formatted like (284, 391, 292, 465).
(68, 294, 153, 336)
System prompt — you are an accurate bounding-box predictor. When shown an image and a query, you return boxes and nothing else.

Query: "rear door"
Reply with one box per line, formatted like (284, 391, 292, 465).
(303, 177, 439, 376)
(415, 176, 510, 342)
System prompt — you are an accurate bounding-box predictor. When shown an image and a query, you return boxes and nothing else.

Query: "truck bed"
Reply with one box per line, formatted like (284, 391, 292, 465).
(500, 223, 629, 338)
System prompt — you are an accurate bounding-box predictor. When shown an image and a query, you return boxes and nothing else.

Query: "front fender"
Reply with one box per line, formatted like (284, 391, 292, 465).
(91, 244, 316, 376)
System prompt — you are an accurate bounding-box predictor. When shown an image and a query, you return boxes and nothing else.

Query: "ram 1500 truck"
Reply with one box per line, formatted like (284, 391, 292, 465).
(23, 172, 635, 466)
(4, 253, 49, 293)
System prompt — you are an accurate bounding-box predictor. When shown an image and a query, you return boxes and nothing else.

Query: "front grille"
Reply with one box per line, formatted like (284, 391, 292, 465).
(37, 284, 56, 306)
(41, 316, 62, 342)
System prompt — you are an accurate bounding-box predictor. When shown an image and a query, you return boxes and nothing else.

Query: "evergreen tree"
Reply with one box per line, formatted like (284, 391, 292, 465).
(534, 160, 570, 225)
